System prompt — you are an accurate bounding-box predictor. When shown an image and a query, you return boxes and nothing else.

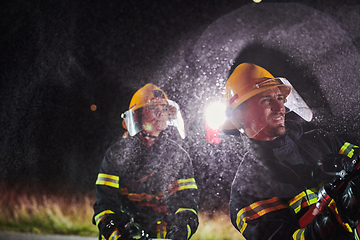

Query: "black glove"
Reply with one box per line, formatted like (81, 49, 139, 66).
(335, 179, 360, 228)
(307, 211, 353, 240)
(122, 221, 143, 239)
(312, 212, 336, 239)
(98, 214, 130, 240)
(166, 220, 188, 240)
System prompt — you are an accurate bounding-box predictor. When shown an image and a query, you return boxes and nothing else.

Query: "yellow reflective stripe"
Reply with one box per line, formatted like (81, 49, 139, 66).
(292, 228, 305, 240)
(239, 221, 247, 233)
(355, 228, 360, 240)
(168, 178, 198, 195)
(288, 189, 318, 214)
(156, 221, 167, 238)
(338, 142, 359, 158)
(187, 224, 191, 240)
(109, 229, 121, 240)
(94, 210, 115, 227)
(236, 197, 288, 233)
(328, 199, 353, 232)
(339, 142, 350, 155)
(96, 173, 119, 188)
(174, 184, 198, 193)
(175, 208, 197, 215)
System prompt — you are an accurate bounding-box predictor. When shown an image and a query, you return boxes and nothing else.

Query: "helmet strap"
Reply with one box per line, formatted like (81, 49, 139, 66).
(230, 117, 247, 136)
(140, 130, 158, 139)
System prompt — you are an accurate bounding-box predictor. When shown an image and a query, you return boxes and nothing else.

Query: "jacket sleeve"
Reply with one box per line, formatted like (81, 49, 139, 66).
(230, 177, 356, 240)
(92, 145, 130, 239)
(230, 167, 299, 240)
(229, 139, 359, 240)
(165, 143, 199, 239)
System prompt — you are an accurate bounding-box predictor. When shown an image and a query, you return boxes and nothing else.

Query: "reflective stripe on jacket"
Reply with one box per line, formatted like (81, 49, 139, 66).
(230, 121, 359, 240)
(93, 132, 199, 239)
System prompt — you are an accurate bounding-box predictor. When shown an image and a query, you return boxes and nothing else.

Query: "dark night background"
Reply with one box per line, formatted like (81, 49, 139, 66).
(1, 0, 360, 211)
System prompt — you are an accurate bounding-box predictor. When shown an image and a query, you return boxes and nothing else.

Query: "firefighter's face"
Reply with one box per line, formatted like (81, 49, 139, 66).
(235, 87, 286, 141)
(141, 104, 169, 136)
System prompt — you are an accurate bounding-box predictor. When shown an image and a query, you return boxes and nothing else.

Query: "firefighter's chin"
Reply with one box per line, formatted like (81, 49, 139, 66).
(272, 124, 286, 137)
(147, 123, 167, 136)
(156, 121, 168, 132)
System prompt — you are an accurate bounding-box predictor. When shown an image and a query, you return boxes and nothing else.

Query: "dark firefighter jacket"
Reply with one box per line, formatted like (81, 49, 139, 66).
(229, 121, 359, 240)
(93, 131, 199, 239)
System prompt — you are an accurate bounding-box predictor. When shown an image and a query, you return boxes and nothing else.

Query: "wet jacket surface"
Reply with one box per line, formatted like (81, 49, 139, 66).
(93, 132, 199, 239)
(229, 121, 359, 240)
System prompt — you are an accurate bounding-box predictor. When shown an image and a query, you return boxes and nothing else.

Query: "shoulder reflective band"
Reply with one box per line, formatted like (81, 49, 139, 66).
(288, 189, 318, 214)
(292, 228, 305, 240)
(175, 208, 197, 215)
(94, 210, 115, 227)
(236, 197, 288, 233)
(339, 142, 359, 158)
(168, 178, 198, 195)
(96, 173, 119, 188)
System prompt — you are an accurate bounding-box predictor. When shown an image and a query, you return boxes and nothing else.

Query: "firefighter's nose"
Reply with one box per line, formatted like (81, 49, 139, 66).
(156, 108, 163, 117)
(271, 99, 285, 112)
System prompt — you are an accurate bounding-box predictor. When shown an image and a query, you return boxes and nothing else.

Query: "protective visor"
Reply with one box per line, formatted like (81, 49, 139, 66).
(280, 77, 313, 122)
(121, 99, 186, 139)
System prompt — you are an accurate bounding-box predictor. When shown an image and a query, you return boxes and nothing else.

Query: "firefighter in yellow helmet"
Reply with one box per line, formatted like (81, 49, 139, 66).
(224, 63, 360, 240)
(121, 83, 185, 142)
(93, 84, 199, 240)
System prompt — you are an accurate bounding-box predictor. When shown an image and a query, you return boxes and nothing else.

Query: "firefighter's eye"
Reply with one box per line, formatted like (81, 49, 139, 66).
(261, 98, 271, 104)
(277, 95, 286, 103)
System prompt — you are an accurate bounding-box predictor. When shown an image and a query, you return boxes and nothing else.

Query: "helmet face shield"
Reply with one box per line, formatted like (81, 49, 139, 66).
(227, 77, 312, 139)
(279, 78, 313, 122)
(121, 99, 186, 139)
(121, 109, 142, 138)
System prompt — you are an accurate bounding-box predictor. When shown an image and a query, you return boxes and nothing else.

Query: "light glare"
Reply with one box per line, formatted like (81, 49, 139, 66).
(205, 101, 227, 129)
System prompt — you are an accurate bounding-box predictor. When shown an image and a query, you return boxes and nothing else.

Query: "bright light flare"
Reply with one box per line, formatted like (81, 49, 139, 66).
(204, 101, 227, 129)
(253, 0, 262, 3)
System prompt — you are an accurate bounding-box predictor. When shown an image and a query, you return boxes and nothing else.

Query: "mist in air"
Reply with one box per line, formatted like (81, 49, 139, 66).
(1, 0, 360, 211)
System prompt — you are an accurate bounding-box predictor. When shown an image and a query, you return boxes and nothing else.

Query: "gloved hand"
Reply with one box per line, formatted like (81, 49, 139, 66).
(335, 178, 360, 228)
(312, 212, 336, 238)
(98, 214, 130, 240)
(123, 221, 142, 239)
(166, 219, 188, 240)
(308, 211, 353, 240)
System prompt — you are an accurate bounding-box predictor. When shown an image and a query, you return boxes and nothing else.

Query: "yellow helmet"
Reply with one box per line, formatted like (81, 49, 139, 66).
(223, 63, 291, 130)
(122, 83, 176, 129)
(121, 83, 186, 138)
(128, 83, 169, 111)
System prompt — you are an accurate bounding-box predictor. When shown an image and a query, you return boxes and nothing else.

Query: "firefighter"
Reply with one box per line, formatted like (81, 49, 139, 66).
(93, 83, 199, 240)
(224, 63, 360, 239)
